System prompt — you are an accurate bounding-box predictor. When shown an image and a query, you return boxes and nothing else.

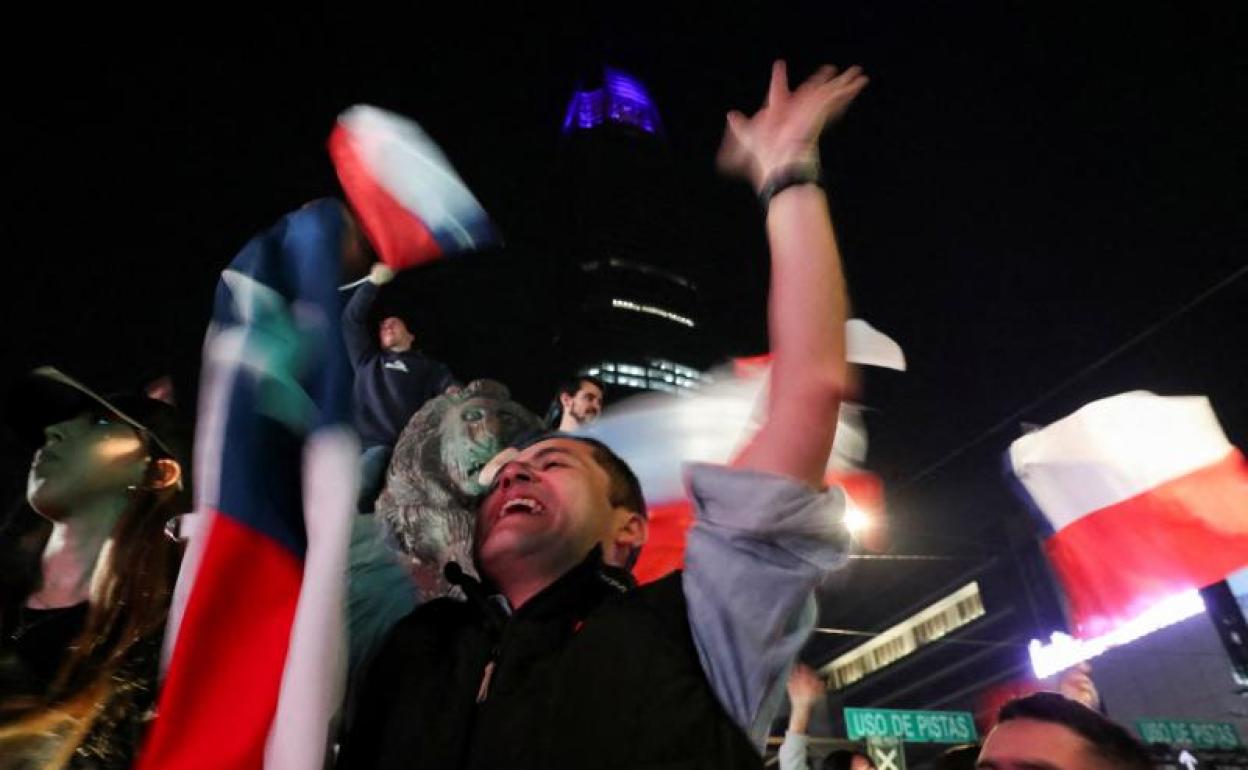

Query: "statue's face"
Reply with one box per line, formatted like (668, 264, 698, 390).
(439, 396, 534, 495)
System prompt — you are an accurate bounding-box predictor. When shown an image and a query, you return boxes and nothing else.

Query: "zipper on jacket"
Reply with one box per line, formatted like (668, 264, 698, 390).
(476, 644, 500, 703)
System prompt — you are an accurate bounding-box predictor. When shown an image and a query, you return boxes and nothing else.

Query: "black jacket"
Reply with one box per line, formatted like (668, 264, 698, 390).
(338, 552, 763, 770)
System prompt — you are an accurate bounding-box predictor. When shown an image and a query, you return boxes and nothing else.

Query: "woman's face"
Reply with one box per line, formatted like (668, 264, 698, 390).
(27, 412, 152, 520)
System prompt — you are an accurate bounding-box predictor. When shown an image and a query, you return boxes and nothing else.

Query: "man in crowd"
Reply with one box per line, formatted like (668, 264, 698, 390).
(343, 261, 458, 512)
(337, 58, 869, 769)
(548, 375, 606, 431)
(977, 692, 1150, 770)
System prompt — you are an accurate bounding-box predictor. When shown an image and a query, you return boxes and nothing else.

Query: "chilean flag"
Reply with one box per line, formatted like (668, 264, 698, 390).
(329, 105, 497, 271)
(1009, 391, 1248, 639)
(137, 200, 358, 770)
(583, 320, 903, 583)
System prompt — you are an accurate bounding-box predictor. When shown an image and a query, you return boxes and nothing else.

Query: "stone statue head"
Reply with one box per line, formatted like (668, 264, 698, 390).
(375, 379, 541, 597)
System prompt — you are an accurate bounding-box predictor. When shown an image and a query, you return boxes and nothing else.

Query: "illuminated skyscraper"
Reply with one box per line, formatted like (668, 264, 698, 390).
(553, 68, 713, 395)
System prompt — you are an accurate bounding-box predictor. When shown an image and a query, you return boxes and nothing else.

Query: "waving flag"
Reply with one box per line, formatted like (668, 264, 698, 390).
(1009, 391, 1248, 638)
(329, 105, 498, 270)
(584, 319, 903, 583)
(137, 200, 359, 770)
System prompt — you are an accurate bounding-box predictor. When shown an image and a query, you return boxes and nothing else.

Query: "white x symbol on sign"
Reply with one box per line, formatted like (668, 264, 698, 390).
(873, 748, 900, 770)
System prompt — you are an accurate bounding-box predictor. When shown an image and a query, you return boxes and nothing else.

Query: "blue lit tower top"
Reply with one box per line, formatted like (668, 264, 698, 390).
(562, 68, 664, 135)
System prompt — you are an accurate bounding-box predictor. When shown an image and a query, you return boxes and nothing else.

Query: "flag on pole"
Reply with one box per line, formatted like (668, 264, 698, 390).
(329, 105, 498, 271)
(1009, 391, 1248, 638)
(137, 200, 359, 770)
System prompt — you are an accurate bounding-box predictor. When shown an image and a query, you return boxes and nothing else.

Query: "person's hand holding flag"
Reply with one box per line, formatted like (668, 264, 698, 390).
(330, 105, 499, 274)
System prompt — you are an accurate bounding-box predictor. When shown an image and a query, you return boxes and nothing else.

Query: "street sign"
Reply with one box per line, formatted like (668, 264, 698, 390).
(866, 736, 906, 770)
(844, 707, 978, 744)
(1136, 719, 1241, 750)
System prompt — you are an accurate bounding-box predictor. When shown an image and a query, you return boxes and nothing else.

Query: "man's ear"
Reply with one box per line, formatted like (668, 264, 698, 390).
(607, 509, 648, 567)
(147, 458, 183, 492)
(559, 392, 574, 410)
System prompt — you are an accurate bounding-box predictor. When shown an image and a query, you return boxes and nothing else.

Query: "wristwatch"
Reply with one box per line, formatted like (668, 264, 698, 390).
(758, 161, 823, 211)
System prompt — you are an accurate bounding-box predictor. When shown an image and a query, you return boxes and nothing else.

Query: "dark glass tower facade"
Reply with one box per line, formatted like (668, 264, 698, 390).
(553, 68, 713, 396)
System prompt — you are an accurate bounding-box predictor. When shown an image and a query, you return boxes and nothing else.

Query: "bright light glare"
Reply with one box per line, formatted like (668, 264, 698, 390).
(844, 503, 870, 535)
(1028, 589, 1206, 678)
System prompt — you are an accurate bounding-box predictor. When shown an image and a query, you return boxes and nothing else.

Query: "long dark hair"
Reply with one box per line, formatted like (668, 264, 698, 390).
(51, 480, 182, 699)
(0, 442, 183, 747)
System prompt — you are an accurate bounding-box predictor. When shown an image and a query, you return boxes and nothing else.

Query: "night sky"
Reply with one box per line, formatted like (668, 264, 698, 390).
(4, 5, 1246, 646)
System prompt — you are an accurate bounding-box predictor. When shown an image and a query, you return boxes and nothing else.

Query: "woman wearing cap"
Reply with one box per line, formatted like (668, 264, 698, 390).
(0, 367, 189, 770)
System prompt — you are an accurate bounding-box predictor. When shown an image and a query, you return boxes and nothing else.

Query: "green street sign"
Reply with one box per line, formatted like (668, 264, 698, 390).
(845, 707, 978, 744)
(1135, 719, 1241, 750)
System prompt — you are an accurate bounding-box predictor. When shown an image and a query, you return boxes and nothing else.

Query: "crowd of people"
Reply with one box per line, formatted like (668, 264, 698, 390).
(0, 60, 1156, 770)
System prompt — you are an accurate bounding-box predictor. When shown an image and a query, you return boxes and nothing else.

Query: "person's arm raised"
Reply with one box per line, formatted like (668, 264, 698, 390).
(721, 60, 868, 488)
(342, 262, 393, 368)
(778, 664, 826, 770)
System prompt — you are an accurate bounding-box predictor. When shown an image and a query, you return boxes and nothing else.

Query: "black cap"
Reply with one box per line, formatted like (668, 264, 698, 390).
(5, 367, 193, 505)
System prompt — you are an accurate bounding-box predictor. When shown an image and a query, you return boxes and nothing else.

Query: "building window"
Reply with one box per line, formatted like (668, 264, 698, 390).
(582, 358, 709, 394)
(610, 298, 696, 328)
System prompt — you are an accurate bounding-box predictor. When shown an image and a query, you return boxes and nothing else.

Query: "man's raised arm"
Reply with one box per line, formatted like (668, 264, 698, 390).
(680, 62, 867, 750)
(342, 262, 392, 368)
(722, 60, 867, 487)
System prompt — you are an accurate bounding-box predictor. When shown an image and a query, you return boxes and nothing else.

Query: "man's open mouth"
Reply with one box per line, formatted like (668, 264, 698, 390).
(500, 497, 545, 518)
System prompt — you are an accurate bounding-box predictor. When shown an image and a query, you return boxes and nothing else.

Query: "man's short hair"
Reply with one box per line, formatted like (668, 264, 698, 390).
(377, 312, 413, 331)
(557, 375, 606, 399)
(573, 435, 645, 518)
(997, 693, 1150, 770)
(933, 744, 978, 770)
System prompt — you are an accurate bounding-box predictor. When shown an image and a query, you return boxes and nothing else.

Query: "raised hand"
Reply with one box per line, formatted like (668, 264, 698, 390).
(1057, 662, 1102, 710)
(717, 60, 868, 192)
(368, 262, 395, 286)
(787, 663, 827, 708)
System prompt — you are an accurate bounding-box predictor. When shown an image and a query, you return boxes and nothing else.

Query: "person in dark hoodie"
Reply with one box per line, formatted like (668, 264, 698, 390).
(343, 259, 458, 513)
(337, 58, 869, 770)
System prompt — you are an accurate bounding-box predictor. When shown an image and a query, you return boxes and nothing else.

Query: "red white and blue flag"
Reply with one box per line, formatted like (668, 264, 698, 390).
(329, 105, 498, 271)
(1009, 391, 1248, 638)
(137, 200, 359, 770)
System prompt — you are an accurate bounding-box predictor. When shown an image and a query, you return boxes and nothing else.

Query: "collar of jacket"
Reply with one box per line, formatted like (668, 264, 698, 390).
(446, 546, 637, 630)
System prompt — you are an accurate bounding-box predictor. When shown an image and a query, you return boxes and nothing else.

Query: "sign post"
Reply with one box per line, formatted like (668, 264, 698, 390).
(866, 736, 906, 770)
